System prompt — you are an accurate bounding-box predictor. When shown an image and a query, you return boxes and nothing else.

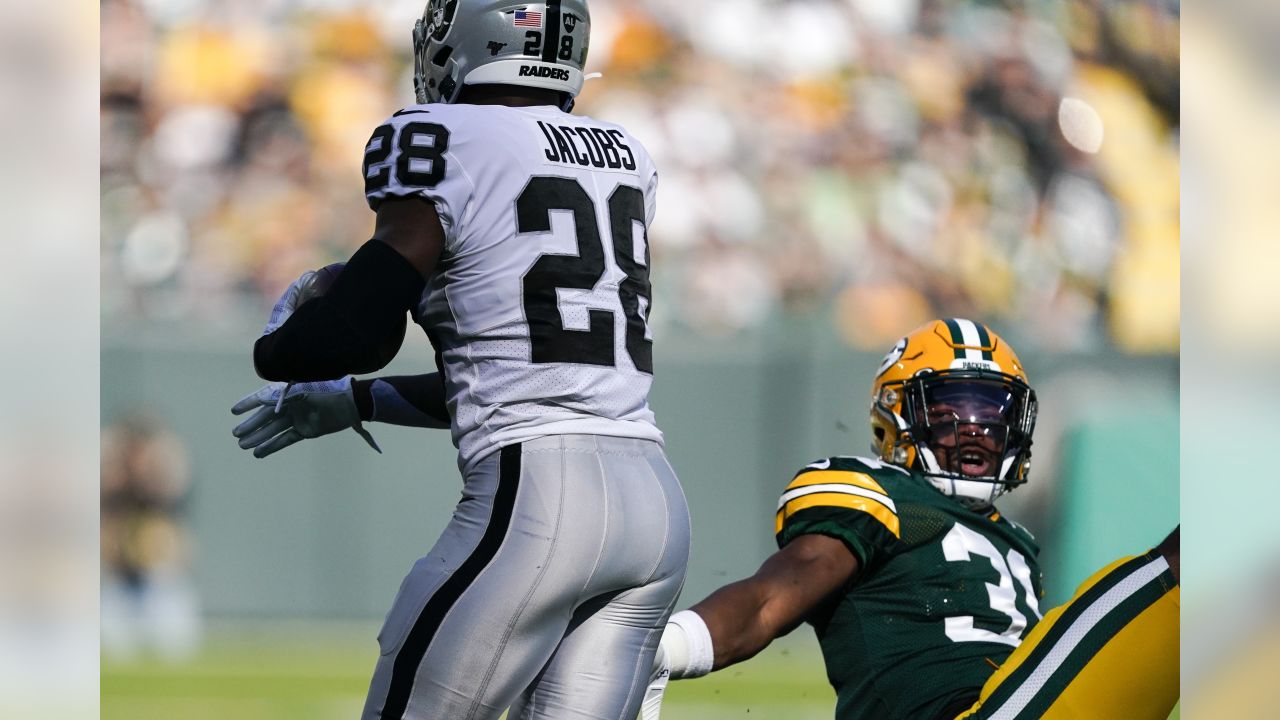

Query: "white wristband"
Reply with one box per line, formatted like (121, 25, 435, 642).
(664, 610, 714, 679)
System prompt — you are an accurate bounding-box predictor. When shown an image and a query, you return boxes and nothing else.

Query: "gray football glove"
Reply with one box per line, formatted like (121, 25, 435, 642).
(231, 377, 380, 458)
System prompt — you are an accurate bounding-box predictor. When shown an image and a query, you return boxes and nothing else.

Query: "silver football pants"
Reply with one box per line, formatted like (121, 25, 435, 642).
(361, 434, 691, 720)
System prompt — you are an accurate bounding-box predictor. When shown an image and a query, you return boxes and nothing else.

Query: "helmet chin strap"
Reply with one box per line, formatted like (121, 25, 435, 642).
(915, 442, 1006, 509)
(999, 454, 1018, 480)
(915, 444, 957, 498)
(916, 443, 944, 475)
(949, 483, 999, 510)
(562, 72, 602, 112)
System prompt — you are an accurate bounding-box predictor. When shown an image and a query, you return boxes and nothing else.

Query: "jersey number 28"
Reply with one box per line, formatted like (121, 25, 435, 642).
(363, 121, 448, 192)
(517, 176, 653, 373)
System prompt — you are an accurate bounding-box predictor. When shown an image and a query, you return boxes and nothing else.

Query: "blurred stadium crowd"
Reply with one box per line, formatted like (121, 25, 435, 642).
(101, 0, 1178, 353)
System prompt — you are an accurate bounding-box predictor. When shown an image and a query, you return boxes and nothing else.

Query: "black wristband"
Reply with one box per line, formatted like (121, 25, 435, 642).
(361, 374, 451, 428)
(353, 379, 375, 421)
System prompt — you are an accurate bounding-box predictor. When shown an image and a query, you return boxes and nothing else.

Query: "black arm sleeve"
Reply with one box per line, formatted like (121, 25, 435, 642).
(352, 374, 450, 428)
(254, 240, 425, 382)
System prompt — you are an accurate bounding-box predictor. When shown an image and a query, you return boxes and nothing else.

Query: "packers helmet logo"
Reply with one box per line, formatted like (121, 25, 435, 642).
(876, 337, 908, 378)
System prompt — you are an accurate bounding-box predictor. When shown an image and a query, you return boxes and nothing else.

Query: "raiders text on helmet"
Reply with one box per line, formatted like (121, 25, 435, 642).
(413, 0, 591, 111)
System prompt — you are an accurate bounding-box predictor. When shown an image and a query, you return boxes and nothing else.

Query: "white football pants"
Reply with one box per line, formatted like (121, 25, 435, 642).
(361, 434, 690, 720)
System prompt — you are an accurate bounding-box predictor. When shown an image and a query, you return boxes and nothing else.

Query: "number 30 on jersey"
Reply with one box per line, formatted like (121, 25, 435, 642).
(942, 524, 1043, 647)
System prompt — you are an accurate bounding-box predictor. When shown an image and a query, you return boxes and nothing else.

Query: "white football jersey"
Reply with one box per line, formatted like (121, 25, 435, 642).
(363, 103, 663, 470)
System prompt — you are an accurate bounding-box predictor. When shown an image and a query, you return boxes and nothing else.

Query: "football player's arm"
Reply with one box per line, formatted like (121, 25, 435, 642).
(231, 371, 449, 459)
(669, 534, 859, 675)
(253, 198, 444, 382)
(352, 373, 450, 429)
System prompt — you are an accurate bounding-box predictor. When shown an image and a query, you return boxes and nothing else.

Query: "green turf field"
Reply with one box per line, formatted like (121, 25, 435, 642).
(101, 622, 833, 720)
(102, 622, 1176, 719)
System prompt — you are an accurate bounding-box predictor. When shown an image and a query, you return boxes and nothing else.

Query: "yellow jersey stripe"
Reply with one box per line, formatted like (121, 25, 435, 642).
(785, 470, 887, 496)
(775, 492, 901, 538)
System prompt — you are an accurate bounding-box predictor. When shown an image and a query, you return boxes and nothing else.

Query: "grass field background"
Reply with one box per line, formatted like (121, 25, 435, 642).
(102, 622, 835, 720)
(102, 621, 1178, 719)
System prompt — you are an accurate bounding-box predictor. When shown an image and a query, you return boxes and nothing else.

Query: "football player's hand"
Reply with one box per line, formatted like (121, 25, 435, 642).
(262, 263, 345, 335)
(639, 643, 671, 720)
(231, 377, 380, 458)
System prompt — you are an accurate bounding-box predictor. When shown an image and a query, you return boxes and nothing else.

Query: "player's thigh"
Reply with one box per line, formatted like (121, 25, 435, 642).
(509, 437, 689, 720)
(511, 574, 686, 720)
(365, 438, 689, 720)
(364, 445, 568, 720)
(955, 551, 1179, 720)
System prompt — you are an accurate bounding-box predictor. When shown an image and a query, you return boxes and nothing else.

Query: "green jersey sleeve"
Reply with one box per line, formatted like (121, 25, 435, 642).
(775, 457, 904, 573)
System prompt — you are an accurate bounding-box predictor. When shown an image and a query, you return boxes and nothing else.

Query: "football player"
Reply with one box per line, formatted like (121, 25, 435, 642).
(231, 2, 691, 719)
(641, 318, 1179, 720)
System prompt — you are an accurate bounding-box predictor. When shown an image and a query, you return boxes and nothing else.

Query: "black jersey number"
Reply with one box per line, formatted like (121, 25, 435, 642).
(362, 121, 450, 192)
(517, 177, 653, 373)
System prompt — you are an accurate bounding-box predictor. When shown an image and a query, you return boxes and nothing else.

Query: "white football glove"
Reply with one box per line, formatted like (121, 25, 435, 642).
(639, 643, 671, 720)
(231, 377, 380, 458)
(261, 263, 345, 336)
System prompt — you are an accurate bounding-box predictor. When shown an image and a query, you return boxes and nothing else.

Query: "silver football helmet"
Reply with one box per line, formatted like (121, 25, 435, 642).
(413, 0, 591, 111)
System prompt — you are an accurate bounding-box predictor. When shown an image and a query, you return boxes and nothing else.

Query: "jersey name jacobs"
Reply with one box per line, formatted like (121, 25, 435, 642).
(537, 120, 637, 170)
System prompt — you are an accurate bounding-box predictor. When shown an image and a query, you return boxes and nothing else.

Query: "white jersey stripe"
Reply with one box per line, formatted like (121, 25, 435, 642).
(986, 556, 1170, 720)
(777, 483, 897, 514)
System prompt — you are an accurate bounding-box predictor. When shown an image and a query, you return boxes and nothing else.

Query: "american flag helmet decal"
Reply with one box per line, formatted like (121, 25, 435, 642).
(513, 10, 542, 27)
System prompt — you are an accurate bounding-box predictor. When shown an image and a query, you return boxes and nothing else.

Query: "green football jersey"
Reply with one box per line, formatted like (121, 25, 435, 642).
(774, 456, 1043, 720)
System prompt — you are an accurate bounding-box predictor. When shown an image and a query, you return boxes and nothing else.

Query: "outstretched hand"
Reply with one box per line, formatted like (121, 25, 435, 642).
(231, 377, 379, 458)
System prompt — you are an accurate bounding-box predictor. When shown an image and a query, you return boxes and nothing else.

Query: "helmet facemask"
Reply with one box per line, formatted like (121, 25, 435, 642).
(888, 371, 1037, 509)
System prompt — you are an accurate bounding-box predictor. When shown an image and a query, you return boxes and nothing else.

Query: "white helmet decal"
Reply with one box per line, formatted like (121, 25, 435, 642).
(876, 336, 908, 378)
